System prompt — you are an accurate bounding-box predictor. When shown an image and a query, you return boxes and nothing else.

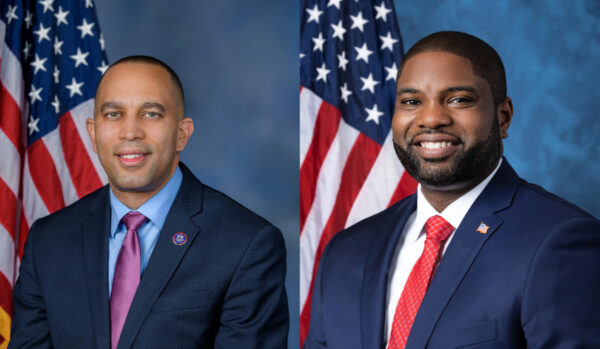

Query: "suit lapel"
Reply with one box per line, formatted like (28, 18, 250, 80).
(82, 187, 111, 349)
(117, 165, 204, 349)
(406, 160, 520, 348)
(361, 196, 417, 349)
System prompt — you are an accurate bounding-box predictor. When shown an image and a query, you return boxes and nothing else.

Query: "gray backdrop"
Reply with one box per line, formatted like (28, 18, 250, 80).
(96, 1, 599, 347)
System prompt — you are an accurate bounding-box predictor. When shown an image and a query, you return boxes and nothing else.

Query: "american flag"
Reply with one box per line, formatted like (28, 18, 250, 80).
(299, 0, 417, 344)
(0, 0, 107, 344)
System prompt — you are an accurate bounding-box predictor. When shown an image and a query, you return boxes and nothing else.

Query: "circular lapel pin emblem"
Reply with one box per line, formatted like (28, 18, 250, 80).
(172, 232, 187, 246)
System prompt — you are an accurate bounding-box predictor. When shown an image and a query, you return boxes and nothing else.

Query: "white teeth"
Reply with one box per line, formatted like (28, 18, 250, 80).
(421, 141, 452, 149)
(121, 154, 143, 159)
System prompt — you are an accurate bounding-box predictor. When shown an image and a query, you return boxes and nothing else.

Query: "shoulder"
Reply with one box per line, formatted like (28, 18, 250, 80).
(29, 185, 108, 236)
(323, 194, 416, 259)
(179, 164, 281, 243)
(507, 178, 597, 228)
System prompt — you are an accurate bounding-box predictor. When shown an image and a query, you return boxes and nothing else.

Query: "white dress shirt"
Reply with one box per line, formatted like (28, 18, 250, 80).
(384, 159, 502, 344)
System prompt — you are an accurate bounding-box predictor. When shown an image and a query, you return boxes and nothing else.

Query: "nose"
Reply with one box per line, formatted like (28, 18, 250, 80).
(416, 100, 452, 130)
(119, 114, 144, 140)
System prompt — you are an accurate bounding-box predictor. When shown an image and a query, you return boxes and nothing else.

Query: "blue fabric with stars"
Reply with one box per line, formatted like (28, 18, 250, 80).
(300, 0, 403, 146)
(2, 0, 108, 146)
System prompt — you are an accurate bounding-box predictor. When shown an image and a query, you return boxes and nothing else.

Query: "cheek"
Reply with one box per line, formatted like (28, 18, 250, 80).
(391, 112, 410, 142)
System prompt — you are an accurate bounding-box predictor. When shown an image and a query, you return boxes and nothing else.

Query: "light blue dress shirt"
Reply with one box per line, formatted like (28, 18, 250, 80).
(108, 167, 183, 296)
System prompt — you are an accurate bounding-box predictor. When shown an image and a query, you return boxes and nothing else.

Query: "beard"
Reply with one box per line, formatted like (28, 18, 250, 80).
(393, 119, 502, 187)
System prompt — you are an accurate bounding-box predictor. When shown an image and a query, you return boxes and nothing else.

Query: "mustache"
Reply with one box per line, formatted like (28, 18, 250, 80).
(112, 142, 151, 153)
(407, 129, 462, 145)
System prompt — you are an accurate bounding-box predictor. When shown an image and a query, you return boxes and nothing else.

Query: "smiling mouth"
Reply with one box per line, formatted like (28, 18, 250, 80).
(119, 154, 145, 159)
(419, 141, 455, 149)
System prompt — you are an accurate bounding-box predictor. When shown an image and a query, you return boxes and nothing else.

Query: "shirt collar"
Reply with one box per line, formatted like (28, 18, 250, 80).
(109, 166, 183, 237)
(407, 158, 503, 243)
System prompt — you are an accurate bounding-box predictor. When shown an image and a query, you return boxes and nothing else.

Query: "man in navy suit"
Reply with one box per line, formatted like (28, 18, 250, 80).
(304, 31, 600, 348)
(10, 56, 288, 348)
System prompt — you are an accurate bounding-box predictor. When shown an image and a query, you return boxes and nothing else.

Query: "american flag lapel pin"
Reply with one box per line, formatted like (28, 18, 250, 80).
(476, 222, 489, 234)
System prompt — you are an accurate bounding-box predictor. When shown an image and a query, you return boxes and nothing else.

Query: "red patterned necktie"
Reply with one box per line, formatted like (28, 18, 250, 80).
(110, 211, 147, 349)
(388, 215, 454, 349)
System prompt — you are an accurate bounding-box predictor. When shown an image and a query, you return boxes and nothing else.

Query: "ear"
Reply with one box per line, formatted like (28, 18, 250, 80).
(86, 118, 98, 153)
(176, 117, 194, 151)
(496, 97, 513, 139)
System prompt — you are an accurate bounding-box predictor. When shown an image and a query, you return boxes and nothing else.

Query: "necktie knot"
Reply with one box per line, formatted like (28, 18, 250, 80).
(122, 211, 147, 232)
(425, 215, 454, 243)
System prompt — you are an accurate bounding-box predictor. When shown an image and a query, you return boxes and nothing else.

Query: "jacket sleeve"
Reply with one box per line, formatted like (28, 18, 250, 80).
(214, 224, 289, 349)
(522, 216, 600, 347)
(302, 237, 335, 349)
(9, 220, 53, 349)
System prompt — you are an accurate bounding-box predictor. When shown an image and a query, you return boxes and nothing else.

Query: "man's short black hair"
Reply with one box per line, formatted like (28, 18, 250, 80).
(97, 55, 185, 110)
(400, 31, 506, 106)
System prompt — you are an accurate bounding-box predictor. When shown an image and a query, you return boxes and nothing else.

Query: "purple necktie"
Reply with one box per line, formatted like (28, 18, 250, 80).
(110, 211, 147, 349)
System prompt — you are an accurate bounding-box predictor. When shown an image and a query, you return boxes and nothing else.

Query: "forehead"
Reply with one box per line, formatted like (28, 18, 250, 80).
(96, 62, 176, 103)
(398, 51, 487, 92)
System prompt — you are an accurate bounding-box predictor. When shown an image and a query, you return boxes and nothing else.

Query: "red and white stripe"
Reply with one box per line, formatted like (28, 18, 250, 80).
(0, 17, 107, 340)
(299, 87, 417, 343)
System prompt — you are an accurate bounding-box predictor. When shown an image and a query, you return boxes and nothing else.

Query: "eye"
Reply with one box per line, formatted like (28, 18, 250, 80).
(144, 111, 160, 118)
(105, 111, 120, 118)
(448, 96, 474, 104)
(400, 98, 420, 105)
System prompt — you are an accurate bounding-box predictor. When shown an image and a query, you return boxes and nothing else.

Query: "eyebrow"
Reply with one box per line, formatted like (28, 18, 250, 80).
(100, 101, 124, 113)
(99, 101, 167, 113)
(396, 86, 478, 95)
(140, 102, 166, 112)
(445, 86, 477, 93)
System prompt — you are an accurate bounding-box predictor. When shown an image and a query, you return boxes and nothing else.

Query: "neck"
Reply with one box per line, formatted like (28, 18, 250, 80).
(420, 178, 483, 213)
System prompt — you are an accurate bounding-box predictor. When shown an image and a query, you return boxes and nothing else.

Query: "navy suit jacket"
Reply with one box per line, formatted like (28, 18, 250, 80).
(10, 163, 288, 349)
(304, 160, 600, 349)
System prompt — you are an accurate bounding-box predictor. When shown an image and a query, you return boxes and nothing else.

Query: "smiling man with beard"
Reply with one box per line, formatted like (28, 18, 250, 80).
(304, 31, 600, 349)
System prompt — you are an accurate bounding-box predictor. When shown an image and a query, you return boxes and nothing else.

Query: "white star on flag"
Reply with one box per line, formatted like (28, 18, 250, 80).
(51, 95, 60, 114)
(70, 48, 89, 67)
(99, 34, 105, 50)
(316, 63, 331, 83)
(30, 54, 48, 74)
(350, 11, 368, 32)
(24, 10, 33, 28)
(53, 65, 60, 83)
(65, 77, 84, 97)
(39, 0, 54, 13)
(76, 18, 95, 38)
(327, 0, 343, 10)
(385, 63, 398, 81)
(54, 37, 64, 55)
(28, 84, 43, 104)
(306, 4, 323, 24)
(374, 2, 392, 21)
(380, 32, 398, 52)
(6, 5, 18, 24)
(331, 20, 346, 41)
(355, 43, 373, 63)
(360, 73, 379, 93)
(340, 83, 352, 103)
(55, 6, 69, 26)
(28, 116, 40, 135)
(365, 104, 384, 124)
(85, 0, 93, 8)
(33, 23, 51, 43)
(23, 41, 32, 59)
(97, 61, 109, 74)
(312, 32, 325, 52)
(337, 51, 349, 71)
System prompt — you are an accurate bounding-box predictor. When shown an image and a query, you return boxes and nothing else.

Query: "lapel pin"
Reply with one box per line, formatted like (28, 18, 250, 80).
(172, 232, 187, 246)
(476, 222, 489, 234)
